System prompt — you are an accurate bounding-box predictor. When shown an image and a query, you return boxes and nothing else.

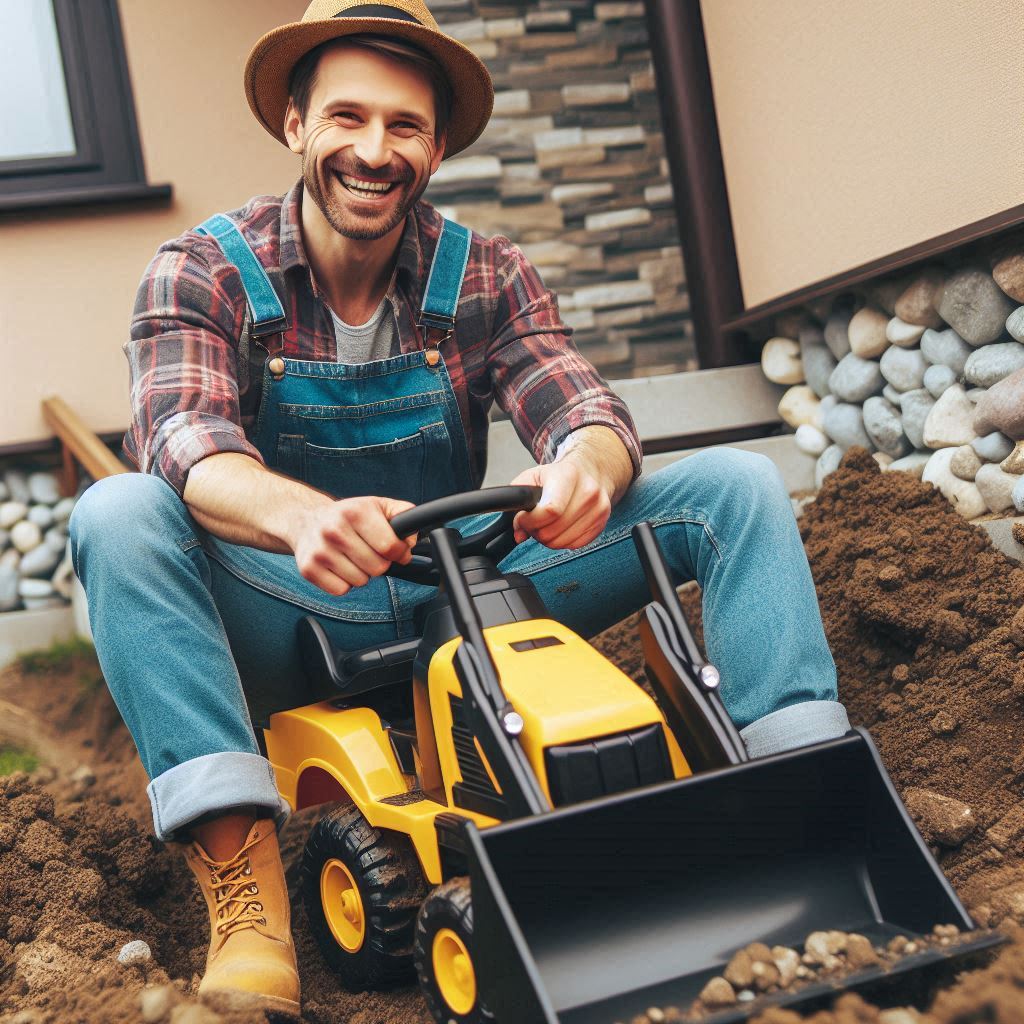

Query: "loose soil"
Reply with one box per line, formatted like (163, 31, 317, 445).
(1, 447, 1023, 1023)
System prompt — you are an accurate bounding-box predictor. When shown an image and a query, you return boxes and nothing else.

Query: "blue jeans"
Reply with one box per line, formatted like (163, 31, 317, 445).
(69, 449, 846, 841)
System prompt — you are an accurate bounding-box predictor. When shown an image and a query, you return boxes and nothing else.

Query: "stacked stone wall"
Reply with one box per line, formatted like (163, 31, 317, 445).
(424, 0, 694, 377)
(0, 470, 76, 613)
(760, 237, 1024, 518)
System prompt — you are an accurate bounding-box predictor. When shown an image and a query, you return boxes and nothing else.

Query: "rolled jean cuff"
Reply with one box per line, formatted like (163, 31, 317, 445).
(739, 700, 851, 759)
(147, 751, 292, 843)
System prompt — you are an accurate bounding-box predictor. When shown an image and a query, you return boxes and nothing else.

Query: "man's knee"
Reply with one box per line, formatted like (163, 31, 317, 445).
(70, 473, 189, 572)
(651, 448, 786, 516)
(679, 447, 788, 504)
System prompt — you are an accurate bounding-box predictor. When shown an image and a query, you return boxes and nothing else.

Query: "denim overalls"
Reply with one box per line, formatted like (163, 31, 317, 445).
(195, 211, 475, 504)
(188, 213, 480, 717)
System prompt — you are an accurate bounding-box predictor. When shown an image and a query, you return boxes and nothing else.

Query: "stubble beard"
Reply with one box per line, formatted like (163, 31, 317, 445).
(303, 152, 428, 241)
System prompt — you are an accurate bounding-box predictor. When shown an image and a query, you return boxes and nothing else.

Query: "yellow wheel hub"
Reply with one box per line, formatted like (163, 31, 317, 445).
(321, 858, 365, 953)
(433, 927, 477, 1015)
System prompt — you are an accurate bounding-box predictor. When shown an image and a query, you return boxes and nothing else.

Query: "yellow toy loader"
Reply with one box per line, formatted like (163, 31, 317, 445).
(262, 486, 996, 1023)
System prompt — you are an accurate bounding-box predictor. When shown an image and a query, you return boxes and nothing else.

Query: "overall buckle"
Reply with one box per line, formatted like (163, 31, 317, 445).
(417, 310, 455, 332)
(418, 311, 455, 366)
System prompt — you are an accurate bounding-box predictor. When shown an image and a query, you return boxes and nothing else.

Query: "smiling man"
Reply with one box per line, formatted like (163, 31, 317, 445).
(69, 0, 850, 1014)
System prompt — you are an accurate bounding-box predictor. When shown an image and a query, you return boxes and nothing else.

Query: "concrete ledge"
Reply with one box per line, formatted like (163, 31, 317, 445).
(979, 517, 1024, 563)
(483, 430, 814, 494)
(642, 434, 815, 493)
(608, 365, 784, 441)
(482, 367, 795, 490)
(0, 606, 77, 669)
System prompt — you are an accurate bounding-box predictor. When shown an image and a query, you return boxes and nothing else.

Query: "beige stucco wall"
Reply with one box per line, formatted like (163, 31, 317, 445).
(701, 0, 1024, 311)
(0, 0, 307, 448)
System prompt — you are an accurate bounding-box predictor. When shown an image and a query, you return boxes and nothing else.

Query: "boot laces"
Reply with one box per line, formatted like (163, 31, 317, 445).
(198, 833, 268, 937)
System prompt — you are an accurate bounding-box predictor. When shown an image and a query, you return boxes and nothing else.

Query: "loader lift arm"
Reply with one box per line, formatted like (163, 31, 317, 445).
(632, 521, 748, 771)
(391, 493, 552, 821)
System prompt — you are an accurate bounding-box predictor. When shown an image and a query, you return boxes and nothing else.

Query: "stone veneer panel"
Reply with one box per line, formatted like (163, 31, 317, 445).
(424, 0, 694, 377)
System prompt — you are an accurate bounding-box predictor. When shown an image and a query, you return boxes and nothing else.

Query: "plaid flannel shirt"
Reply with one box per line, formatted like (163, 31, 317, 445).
(124, 181, 642, 498)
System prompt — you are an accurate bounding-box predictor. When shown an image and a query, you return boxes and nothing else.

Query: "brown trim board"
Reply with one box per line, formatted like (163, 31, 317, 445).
(724, 203, 1024, 335)
(0, 432, 125, 462)
(642, 421, 782, 455)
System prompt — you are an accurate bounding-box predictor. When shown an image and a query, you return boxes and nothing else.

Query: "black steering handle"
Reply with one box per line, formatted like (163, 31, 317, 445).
(390, 485, 542, 540)
(387, 486, 543, 585)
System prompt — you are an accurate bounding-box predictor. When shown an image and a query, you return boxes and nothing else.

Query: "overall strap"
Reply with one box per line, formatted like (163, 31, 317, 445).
(195, 214, 288, 337)
(195, 213, 289, 419)
(418, 218, 472, 339)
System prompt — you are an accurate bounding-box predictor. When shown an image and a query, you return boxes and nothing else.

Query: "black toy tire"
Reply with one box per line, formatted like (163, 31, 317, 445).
(301, 803, 429, 990)
(414, 877, 495, 1024)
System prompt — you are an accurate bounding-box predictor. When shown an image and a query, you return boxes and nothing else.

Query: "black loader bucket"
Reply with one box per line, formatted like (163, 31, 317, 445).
(466, 728, 1001, 1024)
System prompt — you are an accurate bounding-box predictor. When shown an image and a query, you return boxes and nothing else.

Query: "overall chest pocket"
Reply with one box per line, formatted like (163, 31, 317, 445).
(276, 420, 454, 505)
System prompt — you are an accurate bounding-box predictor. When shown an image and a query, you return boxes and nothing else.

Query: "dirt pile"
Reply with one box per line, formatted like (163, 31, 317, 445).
(0, 770, 426, 1024)
(802, 448, 1024, 923)
(2, 448, 1024, 1023)
(745, 447, 1024, 1024)
(0, 647, 428, 1024)
(598, 449, 1024, 1024)
(599, 448, 1024, 929)
(0, 771, 189, 1022)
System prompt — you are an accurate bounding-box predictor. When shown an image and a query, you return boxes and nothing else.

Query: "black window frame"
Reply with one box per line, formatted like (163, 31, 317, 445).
(0, 0, 171, 213)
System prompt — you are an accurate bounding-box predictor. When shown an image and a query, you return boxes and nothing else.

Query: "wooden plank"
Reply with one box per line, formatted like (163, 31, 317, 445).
(41, 396, 128, 482)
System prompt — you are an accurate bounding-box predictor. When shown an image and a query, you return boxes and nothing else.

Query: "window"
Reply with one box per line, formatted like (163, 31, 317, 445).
(0, 0, 170, 212)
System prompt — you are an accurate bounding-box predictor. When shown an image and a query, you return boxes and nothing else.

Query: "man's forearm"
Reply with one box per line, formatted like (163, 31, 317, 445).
(182, 452, 332, 552)
(555, 425, 635, 505)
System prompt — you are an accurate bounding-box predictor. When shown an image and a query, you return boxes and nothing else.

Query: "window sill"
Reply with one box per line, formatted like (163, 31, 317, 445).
(0, 182, 172, 215)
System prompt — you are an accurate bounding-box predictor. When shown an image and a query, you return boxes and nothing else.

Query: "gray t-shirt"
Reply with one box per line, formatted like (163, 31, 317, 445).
(330, 297, 398, 364)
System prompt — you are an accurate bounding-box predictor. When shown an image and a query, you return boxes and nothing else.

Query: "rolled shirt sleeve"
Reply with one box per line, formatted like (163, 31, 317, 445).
(123, 237, 265, 498)
(486, 242, 643, 477)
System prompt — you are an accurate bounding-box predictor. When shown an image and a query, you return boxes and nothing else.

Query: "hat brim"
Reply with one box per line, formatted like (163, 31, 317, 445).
(245, 18, 494, 159)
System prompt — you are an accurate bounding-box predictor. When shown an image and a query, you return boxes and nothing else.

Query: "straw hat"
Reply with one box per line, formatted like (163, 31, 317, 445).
(245, 1, 494, 158)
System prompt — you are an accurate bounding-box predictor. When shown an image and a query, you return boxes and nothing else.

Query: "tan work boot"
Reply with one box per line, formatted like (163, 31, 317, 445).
(183, 818, 301, 1017)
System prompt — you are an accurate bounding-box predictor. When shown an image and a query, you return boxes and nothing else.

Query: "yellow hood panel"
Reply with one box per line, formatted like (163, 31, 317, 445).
(436, 619, 666, 748)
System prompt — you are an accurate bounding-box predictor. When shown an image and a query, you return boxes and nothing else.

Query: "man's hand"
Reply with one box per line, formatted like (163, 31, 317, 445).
(184, 454, 418, 595)
(510, 458, 612, 550)
(510, 426, 634, 550)
(292, 496, 418, 596)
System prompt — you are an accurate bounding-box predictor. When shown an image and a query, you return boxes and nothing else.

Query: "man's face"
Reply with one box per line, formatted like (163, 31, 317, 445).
(285, 43, 446, 241)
